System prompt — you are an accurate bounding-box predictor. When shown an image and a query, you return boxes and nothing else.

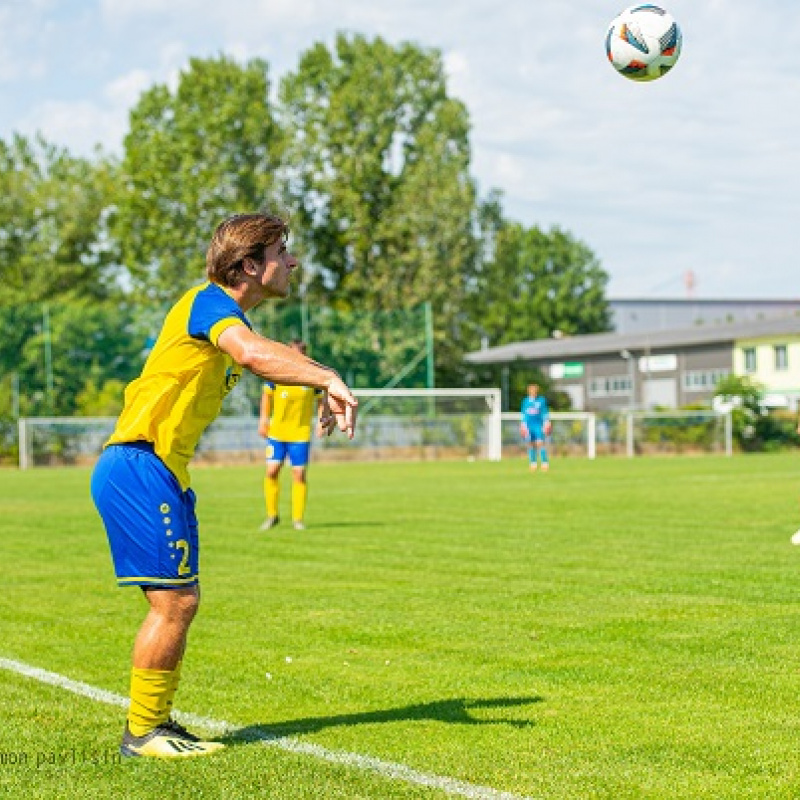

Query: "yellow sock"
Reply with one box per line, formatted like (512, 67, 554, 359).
(292, 481, 307, 523)
(266, 475, 280, 518)
(127, 665, 181, 737)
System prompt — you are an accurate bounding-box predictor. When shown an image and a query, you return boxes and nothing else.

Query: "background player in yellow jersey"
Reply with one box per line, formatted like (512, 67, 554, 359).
(259, 339, 323, 531)
(90, 212, 357, 759)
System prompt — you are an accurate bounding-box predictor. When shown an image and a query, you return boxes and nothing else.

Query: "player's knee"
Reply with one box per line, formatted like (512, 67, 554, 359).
(148, 586, 200, 624)
(175, 590, 200, 622)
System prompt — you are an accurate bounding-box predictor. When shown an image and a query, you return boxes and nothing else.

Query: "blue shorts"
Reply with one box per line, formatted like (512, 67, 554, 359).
(266, 438, 311, 467)
(524, 425, 545, 443)
(91, 442, 199, 588)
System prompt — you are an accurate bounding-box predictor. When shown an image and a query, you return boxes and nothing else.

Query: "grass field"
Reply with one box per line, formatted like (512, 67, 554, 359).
(2, 453, 800, 799)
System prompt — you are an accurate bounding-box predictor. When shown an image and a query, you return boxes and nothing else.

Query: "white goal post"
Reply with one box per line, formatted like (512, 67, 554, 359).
(334, 388, 503, 462)
(16, 403, 732, 468)
(502, 409, 733, 459)
(502, 411, 597, 459)
(17, 388, 504, 468)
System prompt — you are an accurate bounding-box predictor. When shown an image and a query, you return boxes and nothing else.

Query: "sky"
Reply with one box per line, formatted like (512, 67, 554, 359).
(0, 0, 798, 299)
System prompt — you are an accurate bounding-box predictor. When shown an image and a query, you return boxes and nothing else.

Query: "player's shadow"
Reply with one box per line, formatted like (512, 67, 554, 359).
(221, 696, 543, 746)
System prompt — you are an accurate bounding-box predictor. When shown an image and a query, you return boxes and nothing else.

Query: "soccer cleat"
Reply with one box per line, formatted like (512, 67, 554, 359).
(541, 463, 550, 472)
(790, 529, 800, 545)
(120, 719, 224, 758)
(529, 464, 538, 472)
(260, 516, 280, 531)
(293, 521, 306, 531)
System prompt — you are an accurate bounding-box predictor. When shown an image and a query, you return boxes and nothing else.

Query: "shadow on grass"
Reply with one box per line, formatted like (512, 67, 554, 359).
(221, 696, 543, 746)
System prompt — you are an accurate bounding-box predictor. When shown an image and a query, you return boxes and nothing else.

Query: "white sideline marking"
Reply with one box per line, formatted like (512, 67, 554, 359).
(0, 657, 532, 800)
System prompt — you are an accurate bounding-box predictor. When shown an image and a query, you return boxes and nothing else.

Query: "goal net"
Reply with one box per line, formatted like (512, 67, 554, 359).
(17, 388, 503, 468)
(612, 410, 732, 457)
(502, 412, 597, 459)
(315, 389, 502, 462)
(18, 404, 729, 468)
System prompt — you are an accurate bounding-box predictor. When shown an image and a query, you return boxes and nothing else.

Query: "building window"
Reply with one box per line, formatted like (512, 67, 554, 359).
(775, 345, 788, 371)
(682, 369, 730, 392)
(743, 348, 757, 373)
(588, 376, 632, 398)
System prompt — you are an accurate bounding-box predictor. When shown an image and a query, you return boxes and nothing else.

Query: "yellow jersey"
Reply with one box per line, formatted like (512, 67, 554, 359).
(264, 383, 320, 442)
(106, 282, 249, 490)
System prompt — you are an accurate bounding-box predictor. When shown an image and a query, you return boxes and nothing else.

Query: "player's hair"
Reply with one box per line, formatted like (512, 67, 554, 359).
(290, 339, 307, 354)
(206, 212, 289, 288)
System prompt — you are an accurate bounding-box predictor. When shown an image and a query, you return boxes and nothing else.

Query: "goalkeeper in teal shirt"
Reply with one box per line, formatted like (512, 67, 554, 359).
(520, 383, 551, 471)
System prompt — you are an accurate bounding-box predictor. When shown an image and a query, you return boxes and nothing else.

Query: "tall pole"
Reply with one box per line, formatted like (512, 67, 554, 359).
(43, 304, 54, 413)
(12, 372, 19, 419)
(424, 302, 435, 390)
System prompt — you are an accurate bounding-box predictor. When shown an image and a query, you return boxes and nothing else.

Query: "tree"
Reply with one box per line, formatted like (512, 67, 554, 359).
(713, 374, 799, 451)
(114, 56, 281, 303)
(279, 34, 479, 383)
(0, 134, 118, 307)
(468, 220, 611, 351)
(0, 299, 145, 417)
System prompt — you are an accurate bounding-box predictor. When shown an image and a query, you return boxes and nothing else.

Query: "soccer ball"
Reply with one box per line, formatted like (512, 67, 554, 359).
(606, 5, 682, 82)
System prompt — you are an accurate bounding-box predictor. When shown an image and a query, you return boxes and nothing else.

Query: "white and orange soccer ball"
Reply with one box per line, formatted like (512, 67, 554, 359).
(606, 5, 682, 82)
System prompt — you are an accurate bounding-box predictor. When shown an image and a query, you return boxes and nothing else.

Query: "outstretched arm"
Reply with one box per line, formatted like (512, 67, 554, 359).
(218, 326, 357, 439)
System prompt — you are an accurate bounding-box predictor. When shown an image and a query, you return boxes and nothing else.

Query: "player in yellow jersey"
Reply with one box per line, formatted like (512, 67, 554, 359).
(90, 212, 357, 758)
(258, 339, 324, 531)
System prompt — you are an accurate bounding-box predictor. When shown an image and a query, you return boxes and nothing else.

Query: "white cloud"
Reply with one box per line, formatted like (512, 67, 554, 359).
(103, 69, 152, 107)
(16, 99, 126, 157)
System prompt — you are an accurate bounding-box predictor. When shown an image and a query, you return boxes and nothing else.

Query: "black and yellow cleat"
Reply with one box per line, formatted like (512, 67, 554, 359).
(120, 718, 225, 759)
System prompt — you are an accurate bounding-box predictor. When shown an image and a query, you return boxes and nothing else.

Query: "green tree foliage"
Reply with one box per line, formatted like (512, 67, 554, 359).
(0, 300, 145, 417)
(279, 34, 478, 381)
(0, 134, 117, 307)
(114, 56, 281, 303)
(0, 42, 614, 419)
(714, 374, 800, 451)
(470, 219, 611, 349)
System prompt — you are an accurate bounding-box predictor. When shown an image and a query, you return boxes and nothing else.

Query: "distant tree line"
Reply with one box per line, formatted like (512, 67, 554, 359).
(0, 34, 610, 422)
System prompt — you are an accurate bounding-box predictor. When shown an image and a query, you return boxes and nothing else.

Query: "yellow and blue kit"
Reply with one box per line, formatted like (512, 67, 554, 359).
(91, 282, 249, 587)
(263, 383, 321, 467)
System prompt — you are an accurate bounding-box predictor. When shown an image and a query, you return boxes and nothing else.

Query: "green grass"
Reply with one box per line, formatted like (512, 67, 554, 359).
(2, 454, 800, 798)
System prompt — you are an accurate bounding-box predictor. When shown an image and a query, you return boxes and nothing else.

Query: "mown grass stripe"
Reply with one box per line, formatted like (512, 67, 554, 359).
(0, 656, 532, 800)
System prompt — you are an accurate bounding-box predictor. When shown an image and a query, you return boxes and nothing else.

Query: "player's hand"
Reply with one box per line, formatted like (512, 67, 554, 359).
(316, 395, 336, 438)
(321, 375, 358, 439)
(544, 420, 553, 436)
(258, 421, 269, 438)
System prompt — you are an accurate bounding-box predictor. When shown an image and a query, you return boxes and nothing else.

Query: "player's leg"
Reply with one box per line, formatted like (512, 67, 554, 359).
(536, 437, 549, 471)
(262, 438, 285, 530)
(527, 426, 543, 470)
(123, 586, 216, 752)
(522, 425, 536, 470)
(287, 441, 311, 530)
(528, 442, 538, 470)
(91, 444, 223, 757)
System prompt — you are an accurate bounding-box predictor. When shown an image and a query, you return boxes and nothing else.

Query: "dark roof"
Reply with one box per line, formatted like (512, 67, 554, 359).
(465, 314, 800, 365)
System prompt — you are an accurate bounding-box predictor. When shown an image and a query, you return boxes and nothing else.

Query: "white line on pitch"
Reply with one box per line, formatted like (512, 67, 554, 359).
(0, 656, 533, 800)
